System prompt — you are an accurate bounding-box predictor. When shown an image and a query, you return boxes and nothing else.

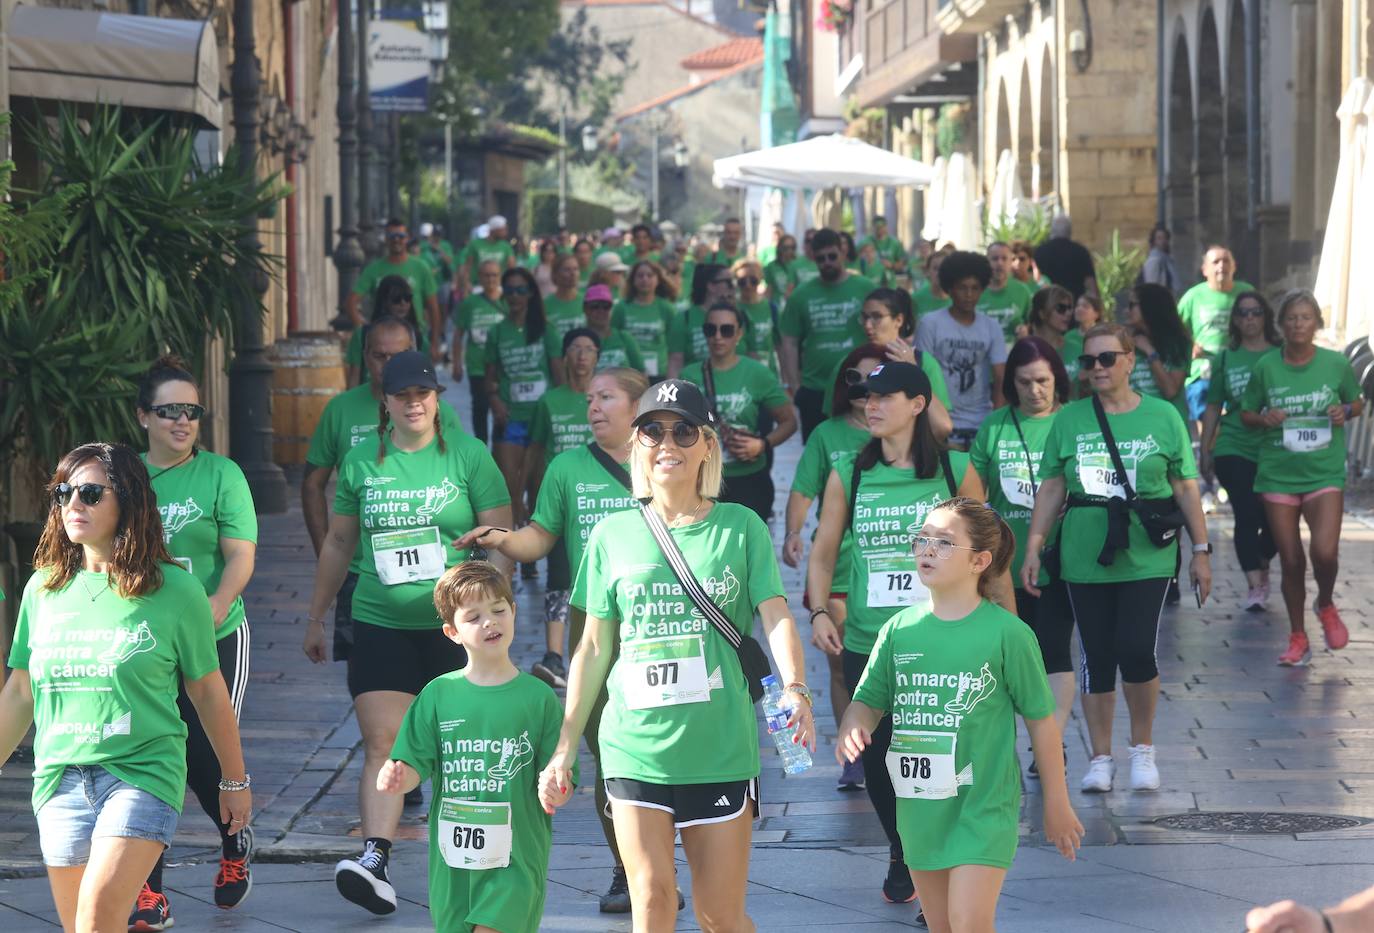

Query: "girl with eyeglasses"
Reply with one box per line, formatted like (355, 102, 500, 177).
(540, 379, 813, 931)
(1199, 292, 1281, 614)
(1240, 290, 1364, 666)
(806, 361, 981, 906)
(680, 303, 797, 521)
(345, 275, 431, 388)
(731, 258, 780, 374)
(838, 498, 1082, 933)
(0, 443, 250, 933)
(667, 264, 756, 377)
(1022, 322, 1211, 794)
(613, 260, 676, 378)
(126, 357, 259, 924)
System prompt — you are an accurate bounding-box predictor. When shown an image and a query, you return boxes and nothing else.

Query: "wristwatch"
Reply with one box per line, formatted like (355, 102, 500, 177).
(1147, 351, 1161, 364)
(1192, 542, 1212, 554)
(784, 683, 813, 707)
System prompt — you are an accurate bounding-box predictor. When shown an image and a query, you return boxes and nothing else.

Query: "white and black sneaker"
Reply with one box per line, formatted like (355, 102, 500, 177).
(335, 841, 397, 915)
(532, 652, 568, 689)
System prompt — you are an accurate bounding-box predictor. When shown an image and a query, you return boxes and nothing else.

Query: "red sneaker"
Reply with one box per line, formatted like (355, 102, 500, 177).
(1315, 601, 1349, 650)
(1277, 632, 1311, 667)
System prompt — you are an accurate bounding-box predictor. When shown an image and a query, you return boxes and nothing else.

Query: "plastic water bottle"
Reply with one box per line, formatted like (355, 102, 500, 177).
(761, 675, 813, 775)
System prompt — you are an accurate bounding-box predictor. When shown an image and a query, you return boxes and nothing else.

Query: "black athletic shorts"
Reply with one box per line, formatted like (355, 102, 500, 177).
(603, 777, 760, 828)
(346, 618, 468, 698)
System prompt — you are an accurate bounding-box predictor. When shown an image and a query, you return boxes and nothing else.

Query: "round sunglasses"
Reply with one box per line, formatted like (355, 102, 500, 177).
(53, 482, 114, 508)
(637, 420, 702, 448)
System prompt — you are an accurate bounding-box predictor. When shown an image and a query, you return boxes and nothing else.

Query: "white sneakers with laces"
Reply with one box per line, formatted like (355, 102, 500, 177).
(1081, 755, 1115, 793)
(1128, 744, 1161, 791)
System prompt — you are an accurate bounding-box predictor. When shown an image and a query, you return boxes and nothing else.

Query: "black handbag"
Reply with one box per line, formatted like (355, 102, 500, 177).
(637, 500, 771, 703)
(1009, 409, 1061, 581)
(1090, 395, 1187, 555)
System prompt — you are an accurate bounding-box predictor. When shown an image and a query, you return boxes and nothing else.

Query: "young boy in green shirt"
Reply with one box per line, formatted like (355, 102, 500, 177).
(379, 562, 572, 933)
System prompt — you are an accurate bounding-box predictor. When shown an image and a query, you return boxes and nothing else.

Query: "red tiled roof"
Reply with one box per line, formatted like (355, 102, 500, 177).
(615, 57, 763, 120)
(680, 36, 763, 70)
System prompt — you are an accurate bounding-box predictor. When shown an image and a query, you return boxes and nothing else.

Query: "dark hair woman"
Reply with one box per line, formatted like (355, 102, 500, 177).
(486, 265, 551, 532)
(1121, 283, 1192, 421)
(669, 263, 743, 377)
(345, 275, 427, 388)
(0, 443, 250, 933)
(615, 259, 677, 379)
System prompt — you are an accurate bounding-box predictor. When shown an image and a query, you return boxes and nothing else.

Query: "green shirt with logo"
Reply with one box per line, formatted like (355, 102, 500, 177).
(531, 445, 639, 576)
(779, 275, 874, 390)
(1063, 329, 1086, 394)
(969, 407, 1059, 586)
(913, 283, 951, 319)
(543, 328, 644, 374)
(573, 505, 784, 784)
(1205, 345, 1277, 462)
(143, 450, 257, 639)
(335, 434, 510, 630)
(977, 279, 1033, 346)
(854, 599, 1055, 871)
(836, 450, 970, 655)
(353, 256, 439, 305)
(1241, 346, 1361, 493)
(10, 566, 220, 812)
(680, 357, 789, 478)
(462, 238, 515, 283)
(792, 415, 870, 596)
(1039, 395, 1196, 583)
(741, 300, 778, 373)
(612, 299, 673, 378)
(542, 293, 586, 347)
(529, 385, 592, 465)
(668, 305, 759, 367)
(305, 384, 463, 472)
(764, 260, 791, 298)
(1177, 280, 1254, 380)
(788, 257, 820, 289)
(454, 294, 507, 375)
(486, 320, 554, 423)
(1129, 351, 1190, 422)
(390, 671, 566, 933)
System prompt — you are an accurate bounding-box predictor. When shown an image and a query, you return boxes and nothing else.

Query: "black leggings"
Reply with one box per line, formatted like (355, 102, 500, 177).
(468, 374, 490, 444)
(1065, 578, 1170, 693)
(1014, 583, 1075, 675)
(842, 648, 901, 856)
(1214, 454, 1276, 573)
(795, 386, 825, 442)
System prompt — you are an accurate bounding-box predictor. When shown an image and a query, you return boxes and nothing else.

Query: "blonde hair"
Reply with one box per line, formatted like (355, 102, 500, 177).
(630, 423, 723, 500)
(595, 367, 650, 404)
(1083, 322, 1135, 355)
(433, 560, 516, 623)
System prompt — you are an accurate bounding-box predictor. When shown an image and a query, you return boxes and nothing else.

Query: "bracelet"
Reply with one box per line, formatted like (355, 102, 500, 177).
(784, 682, 813, 707)
(1343, 403, 1354, 420)
(809, 607, 831, 622)
(306, 617, 326, 627)
(218, 773, 252, 792)
(1320, 910, 1334, 933)
(784, 531, 800, 540)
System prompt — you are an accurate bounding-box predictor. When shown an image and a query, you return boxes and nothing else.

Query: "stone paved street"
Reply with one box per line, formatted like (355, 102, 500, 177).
(5, 373, 1374, 930)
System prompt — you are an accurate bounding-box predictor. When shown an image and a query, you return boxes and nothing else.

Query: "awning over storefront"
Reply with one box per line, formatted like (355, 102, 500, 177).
(8, 6, 221, 128)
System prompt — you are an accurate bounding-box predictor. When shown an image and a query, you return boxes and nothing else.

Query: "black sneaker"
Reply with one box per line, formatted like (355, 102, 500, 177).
(521, 561, 539, 580)
(404, 785, 424, 808)
(882, 854, 916, 904)
(128, 883, 173, 931)
(1166, 579, 1181, 605)
(1027, 743, 1068, 778)
(837, 756, 866, 792)
(213, 825, 254, 909)
(532, 651, 568, 689)
(335, 841, 397, 915)
(599, 865, 631, 913)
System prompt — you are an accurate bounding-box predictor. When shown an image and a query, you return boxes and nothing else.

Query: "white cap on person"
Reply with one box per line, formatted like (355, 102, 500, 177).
(488, 215, 507, 230)
(419, 222, 434, 237)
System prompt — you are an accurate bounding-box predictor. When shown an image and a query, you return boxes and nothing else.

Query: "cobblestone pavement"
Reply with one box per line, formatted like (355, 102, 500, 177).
(4, 372, 1374, 930)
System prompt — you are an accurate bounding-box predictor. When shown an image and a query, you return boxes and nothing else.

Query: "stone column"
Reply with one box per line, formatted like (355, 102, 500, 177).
(1289, 0, 1317, 265)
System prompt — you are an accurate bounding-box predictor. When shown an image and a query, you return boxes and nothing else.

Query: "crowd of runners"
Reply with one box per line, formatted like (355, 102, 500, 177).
(0, 211, 1367, 933)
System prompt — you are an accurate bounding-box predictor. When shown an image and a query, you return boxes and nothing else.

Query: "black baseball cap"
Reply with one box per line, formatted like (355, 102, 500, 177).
(632, 379, 716, 428)
(381, 350, 445, 395)
(850, 361, 932, 399)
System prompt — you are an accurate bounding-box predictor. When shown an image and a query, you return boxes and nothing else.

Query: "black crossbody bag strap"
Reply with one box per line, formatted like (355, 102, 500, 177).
(587, 443, 632, 492)
(939, 449, 958, 498)
(637, 500, 741, 651)
(1008, 408, 1039, 497)
(848, 458, 864, 532)
(1091, 394, 1139, 501)
(702, 361, 719, 417)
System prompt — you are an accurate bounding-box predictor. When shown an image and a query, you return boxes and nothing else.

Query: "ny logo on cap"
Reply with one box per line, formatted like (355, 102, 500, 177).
(656, 383, 679, 404)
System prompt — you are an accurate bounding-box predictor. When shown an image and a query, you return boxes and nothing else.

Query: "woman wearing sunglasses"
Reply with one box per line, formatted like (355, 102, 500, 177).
(576, 285, 645, 373)
(0, 443, 250, 932)
(1240, 290, 1364, 666)
(346, 275, 431, 388)
(806, 361, 979, 906)
(667, 264, 756, 377)
(540, 379, 813, 932)
(304, 351, 511, 915)
(126, 357, 258, 925)
(486, 266, 551, 532)
(1199, 292, 1281, 614)
(614, 260, 676, 379)
(1121, 283, 1192, 423)
(680, 303, 796, 521)
(732, 258, 780, 374)
(1022, 322, 1210, 794)
(1026, 285, 1080, 390)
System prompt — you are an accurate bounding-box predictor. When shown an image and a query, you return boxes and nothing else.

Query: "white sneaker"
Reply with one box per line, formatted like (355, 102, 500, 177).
(1128, 744, 1161, 791)
(1081, 755, 1115, 793)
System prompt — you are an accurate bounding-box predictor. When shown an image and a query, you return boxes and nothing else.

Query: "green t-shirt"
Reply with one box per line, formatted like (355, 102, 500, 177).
(462, 238, 515, 283)
(668, 305, 759, 367)
(859, 257, 891, 287)
(864, 235, 906, 267)
(1062, 329, 1086, 393)
(486, 320, 553, 422)
(788, 257, 820, 288)
(10, 566, 220, 812)
(530, 445, 639, 577)
(969, 407, 1059, 586)
(1205, 346, 1277, 462)
(542, 293, 586, 347)
(853, 600, 1055, 871)
(389, 671, 564, 933)
(1177, 280, 1254, 380)
(819, 346, 951, 415)
(1039, 395, 1197, 583)
(454, 294, 507, 374)
(779, 275, 873, 390)
(792, 415, 869, 596)
(420, 239, 455, 281)
(977, 279, 1033, 346)
(354, 256, 439, 305)
(143, 450, 257, 639)
(344, 325, 432, 382)
(612, 298, 673, 377)
(1241, 346, 1361, 493)
(573, 505, 784, 784)
(764, 260, 791, 298)
(529, 384, 593, 464)
(912, 283, 951, 319)
(836, 450, 970, 655)
(741, 300, 778, 373)
(594, 329, 645, 372)
(334, 434, 510, 630)
(305, 383, 463, 472)
(1129, 350, 1190, 422)
(680, 357, 789, 477)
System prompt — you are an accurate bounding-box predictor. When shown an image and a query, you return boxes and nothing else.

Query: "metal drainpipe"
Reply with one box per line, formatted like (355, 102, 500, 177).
(1245, 0, 1260, 258)
(1157, 0, 1166, 224)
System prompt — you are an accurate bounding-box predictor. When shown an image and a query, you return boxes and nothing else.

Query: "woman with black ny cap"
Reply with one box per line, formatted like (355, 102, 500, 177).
(302, 351, 512, 916)
(541, 378, 814, 932)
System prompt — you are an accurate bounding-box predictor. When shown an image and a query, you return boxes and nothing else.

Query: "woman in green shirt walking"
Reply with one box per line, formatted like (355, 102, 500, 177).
(1240, 290, 1364, 666)
(615, 260, 676, 379)
(1122, 283, 1191, 418)
(1200, 291, 1280, 613)
(132, 357, 259, 922)
(346, 276, 429, 388)
(667, 264, 736, 377)
(732, 258, 780, 373)
(0, 442, 250, 933)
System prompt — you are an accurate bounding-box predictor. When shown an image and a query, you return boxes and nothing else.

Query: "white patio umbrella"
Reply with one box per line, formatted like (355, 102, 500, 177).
(1314, 78, 1372, 344)
(1344, 84, 1374, 346)
(987, 149, 1027, 229)
(713, 134, 934, 190)
(921, 156, 948, 242)
(938, 152, 980, 250)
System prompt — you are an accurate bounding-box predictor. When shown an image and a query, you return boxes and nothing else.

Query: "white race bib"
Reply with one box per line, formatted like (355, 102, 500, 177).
(1283, 416, 1332, 452)
(621, 634, 711, 709)
(511, 378, 547, 403)
(866, 553, 929, 608)
(644, 356, 660, 377)
(436, 799, 512, 870)
(886, 731, 961, 800)
(372, 526, 445, 585)
(469, 327, 489, 346)
(1078, 452, 1136, 499)
(999, 461, 1036, 509)
(173, 556, 193, 573)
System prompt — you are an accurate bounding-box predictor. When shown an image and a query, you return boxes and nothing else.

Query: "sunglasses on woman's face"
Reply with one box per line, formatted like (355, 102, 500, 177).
(53, 482, 114, 507)
(737, 276, 760, 287)
(151, 403, 205, 422)
(1078, 351, 1125, 370)
(711, 278, 735, 288)
(390, 294, 414, 305)
(637, 420, 702, 448)
(502, 284, 531, 297)
(1235, 305, 1264, 318)
(1053, 303, 1073, 314)
(702, 323, 737, 338)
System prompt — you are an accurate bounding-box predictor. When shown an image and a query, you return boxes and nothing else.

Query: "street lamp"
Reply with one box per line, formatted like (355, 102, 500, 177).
(673, 139, 689, 171)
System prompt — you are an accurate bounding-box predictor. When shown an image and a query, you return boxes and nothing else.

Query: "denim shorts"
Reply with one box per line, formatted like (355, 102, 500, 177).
(1186, 378, 1210, 421)
(35, 765, 178, 866)
(496, 418, 531, 446)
